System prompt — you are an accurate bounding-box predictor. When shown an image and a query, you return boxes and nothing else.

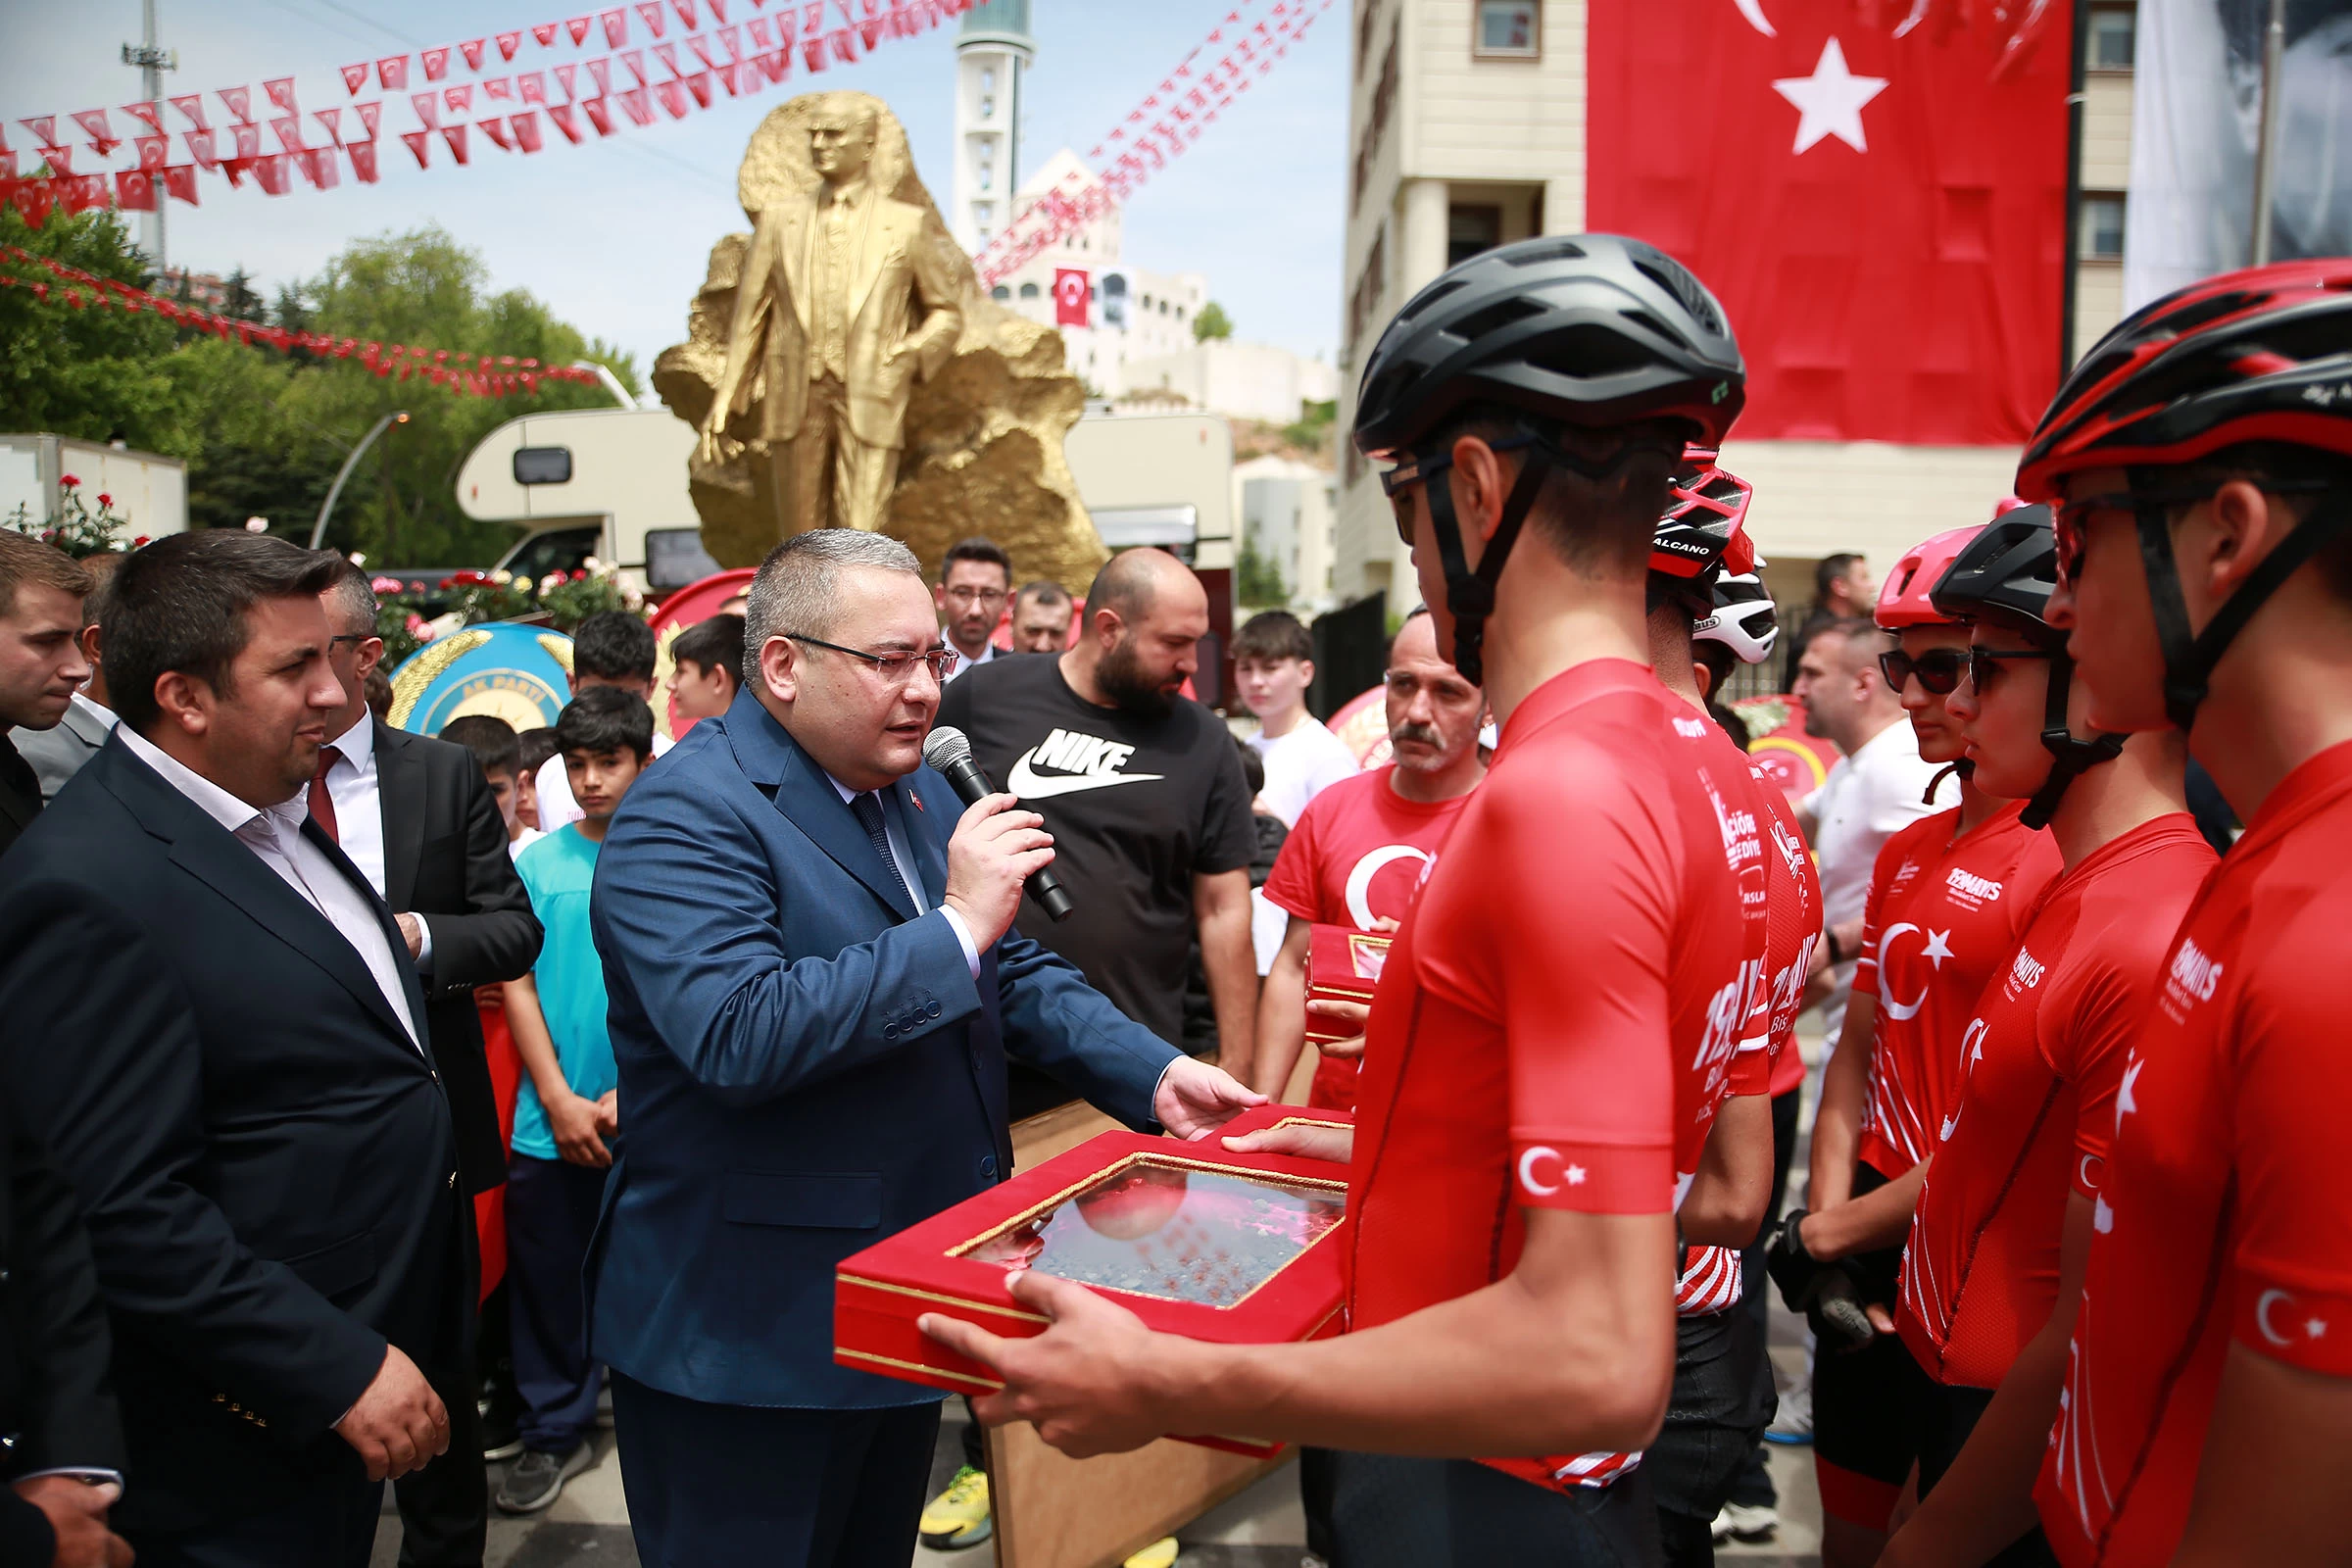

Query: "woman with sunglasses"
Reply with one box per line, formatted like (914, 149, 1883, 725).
(1768, 518, 2065, 1568)
(1876, 508, 2213, 1568)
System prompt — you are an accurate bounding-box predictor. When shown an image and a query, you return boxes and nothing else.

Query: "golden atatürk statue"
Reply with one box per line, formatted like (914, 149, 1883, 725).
(654, 92, 1108, 592)
(699, 95, 963, 535)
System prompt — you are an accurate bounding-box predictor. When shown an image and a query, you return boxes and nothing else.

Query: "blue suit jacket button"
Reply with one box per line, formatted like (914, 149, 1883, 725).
(883, 1024, 899, 1040)
(980, 1154, 998, 1179)
(927, 1002, 943, 1019)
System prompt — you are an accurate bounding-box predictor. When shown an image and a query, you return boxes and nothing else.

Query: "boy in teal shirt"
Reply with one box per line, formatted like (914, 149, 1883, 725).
(494, 686, 652, 1514)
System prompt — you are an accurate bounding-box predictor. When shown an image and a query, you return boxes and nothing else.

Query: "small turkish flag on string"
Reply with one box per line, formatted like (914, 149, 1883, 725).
(135, 135, 168, 170)
(1054, 268, 1090, 327)
(270, 117, 306, 154)
(183, 131, 218, 170)
(569, 15, 594, 44)
(422, 47, 451, 81)
(377, 55, 409, 89)
(229, 122, 262, 158)
(618, 86, 655, 124)
(315, 108, 343, 142)
(602, 8, 628, 46)
(441, 123, 469, 163)
(116, 171, 156, 211)
(636, 1, 667, 38)
(750, 15, 772, 45)
(170, 94, 208, 129)
(356, 101, 382, 137)
(163, 164, 199, 204)
(402, 128, 430, 167)
(581, 97, 614, 134)
(655, 41, 683, 75)
(673, 0, 699, 26)
(550, 103, 583, 142)
(122, 101, 164, 134)
(621, 48, 649, 84)
(72, 111, 119, 154)
(411, 92, 440, 127)
(497, 30, 523, 60)
(482, 78, 513, 101)
(445, 83, 476, 113)
(519, 73, 548, 104)
(479, 117, 514, 151)
(265, 77, 298, 114)
(556, 63, 578, 97)
(343, 62, 370, 94)
(220, 86, 253, 122)
(349, 140, 379, 181)
(533, 22, 560, 45)
(514, 110, 544, 152)
(655, 80, 689, 117)
(1585, 0, 2068, 444)
(252, 153, 290, 194)
(461, 38, 487, 71)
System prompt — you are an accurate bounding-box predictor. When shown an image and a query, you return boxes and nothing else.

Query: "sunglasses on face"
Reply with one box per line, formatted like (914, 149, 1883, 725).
(1967, 645, 2058, 693)
(1879, 647, 1969, 696)
(1380, 434, 1541, 546)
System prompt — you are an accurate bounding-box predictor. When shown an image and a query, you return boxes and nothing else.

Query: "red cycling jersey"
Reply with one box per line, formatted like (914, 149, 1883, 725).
(1754, 761, 1825, 1100)
(1854, 803, 2063, 1177)
(1895, 815, 2215, 1391)
(1345, 661, 1760, 1494)
(1263, 766, 1476, 1111)
(2037, 745, 2352, 1567)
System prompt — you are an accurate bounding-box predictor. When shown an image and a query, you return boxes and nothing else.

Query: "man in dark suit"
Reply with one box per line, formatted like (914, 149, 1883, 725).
(0, 536, 94, 861)
(1, 1107, 130, 1568)
(587, 529, 1261, 1567)
(0, 532, 469, 1566)
(316, 564, 542, 1567)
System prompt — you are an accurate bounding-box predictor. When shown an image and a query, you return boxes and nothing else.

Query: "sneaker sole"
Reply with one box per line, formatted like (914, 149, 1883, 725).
(918, 1521, 994, 1551)
(482, 1439, 525, 1462)
(1761, 1431, 1813, 1446)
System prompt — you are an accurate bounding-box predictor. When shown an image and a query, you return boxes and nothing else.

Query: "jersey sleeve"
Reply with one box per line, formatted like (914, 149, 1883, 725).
(2052, 956, 2140, 1201)
(1428, 756, 1677, 1217)
(1262, 799, 1322, 922)
(2226, 960, 2352, 1377)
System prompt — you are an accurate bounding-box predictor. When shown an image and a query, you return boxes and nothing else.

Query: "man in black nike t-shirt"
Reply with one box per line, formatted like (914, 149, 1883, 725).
(937, 548, 1259, 1113)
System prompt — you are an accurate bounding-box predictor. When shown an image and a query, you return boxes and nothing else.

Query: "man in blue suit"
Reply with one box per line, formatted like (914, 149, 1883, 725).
(587, 529, 1260, 1567)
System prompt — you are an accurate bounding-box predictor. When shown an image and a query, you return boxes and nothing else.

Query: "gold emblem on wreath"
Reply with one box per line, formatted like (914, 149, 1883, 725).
(537, 634, 575, 675)
(386, 630, 492, 730)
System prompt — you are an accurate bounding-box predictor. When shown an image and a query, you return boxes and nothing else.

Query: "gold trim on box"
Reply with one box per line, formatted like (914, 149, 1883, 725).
(837, 1346, 1006, 1392)
(943, 1150, 1349, 1313)
(840, 1274, 1053, 1325)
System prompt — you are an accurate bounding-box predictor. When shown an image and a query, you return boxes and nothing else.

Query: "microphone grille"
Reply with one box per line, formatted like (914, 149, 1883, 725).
(922, 724, 972, 771)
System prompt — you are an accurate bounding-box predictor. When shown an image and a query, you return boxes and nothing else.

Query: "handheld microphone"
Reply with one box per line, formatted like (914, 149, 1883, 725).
(922, 724, 1076, 923)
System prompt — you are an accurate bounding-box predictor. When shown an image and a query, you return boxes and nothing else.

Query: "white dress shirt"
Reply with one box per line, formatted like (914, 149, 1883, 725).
(943, 640, 998, 682)
(823, 772, 981, 977)
(318, 714, 433, 964)
(117, 725, 422, 1051)
(70, 690, 119, 733)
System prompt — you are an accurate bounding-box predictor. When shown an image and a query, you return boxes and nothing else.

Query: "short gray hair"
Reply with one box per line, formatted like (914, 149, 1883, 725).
(744, 528, 922, 666)
(326, 558, 378, 634)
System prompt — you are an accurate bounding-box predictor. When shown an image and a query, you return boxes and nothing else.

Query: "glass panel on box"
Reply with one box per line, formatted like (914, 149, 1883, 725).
(961, 1158, 1345, 1307)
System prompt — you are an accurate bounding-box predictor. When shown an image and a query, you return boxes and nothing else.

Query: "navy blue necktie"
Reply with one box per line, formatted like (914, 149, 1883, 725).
(849, 792, 914, 913)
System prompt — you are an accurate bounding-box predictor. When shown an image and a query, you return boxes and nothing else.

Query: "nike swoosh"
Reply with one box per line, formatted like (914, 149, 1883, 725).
(1007, 753, 1165, 799)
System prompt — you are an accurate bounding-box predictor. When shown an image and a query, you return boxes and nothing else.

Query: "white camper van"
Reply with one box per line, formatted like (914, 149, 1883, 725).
(453, 407, 718, 596)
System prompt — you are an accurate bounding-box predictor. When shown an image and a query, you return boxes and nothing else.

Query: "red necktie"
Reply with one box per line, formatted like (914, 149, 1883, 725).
(309, 746, 342, 844)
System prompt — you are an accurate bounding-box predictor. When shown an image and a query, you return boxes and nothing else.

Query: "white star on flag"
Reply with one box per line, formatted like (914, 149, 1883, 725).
(1773, 37, 1888, 156)
(1922, 929, 1954, 968)
(2311, 1318, 2329, 1339)
(1566, 1163, 1588, 1186)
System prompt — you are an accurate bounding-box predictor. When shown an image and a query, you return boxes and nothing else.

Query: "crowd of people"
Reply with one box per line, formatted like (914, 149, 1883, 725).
(0, 240, 2345, 1568)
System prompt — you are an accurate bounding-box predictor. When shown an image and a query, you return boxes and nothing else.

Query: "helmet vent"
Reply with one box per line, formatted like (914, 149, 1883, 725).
(1501, 239, 1588, 267)
(1450, 296, 1548, 343)
(1527, 322, 1653, 381)
(1635, 257, 1722, 337)
(1396, 278, 1469, 323)
(2158, 290, 2263, 338)
(1623, 310, 1692, 353)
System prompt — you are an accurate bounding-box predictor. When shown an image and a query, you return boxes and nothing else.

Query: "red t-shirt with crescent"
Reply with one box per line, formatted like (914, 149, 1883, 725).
(1345, 660, 1758, 1494)
(1263, 766, 1475, 1111)
(1854, 803, 2062, 1177)
(1895, 815, 2215, 1391)
(2037, 745, 2352, 1566)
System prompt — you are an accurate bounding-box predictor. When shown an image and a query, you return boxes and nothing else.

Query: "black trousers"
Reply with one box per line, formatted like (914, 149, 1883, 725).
(1912, 1379, 2062, 1568)
(390, 1364, 488, 1567)
(123, 1476, 383, 1568)
(611, 1374, 941, 1568)
(1324, 1452, 1664, 1568)
(507, 1154, 609, 1454)
(1726, 1086, 1803, 1511)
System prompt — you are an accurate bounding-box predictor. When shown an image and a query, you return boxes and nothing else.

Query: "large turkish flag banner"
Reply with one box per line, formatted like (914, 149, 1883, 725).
(1054, 267, 1091, 328)
(1587, 1, 2073, 445)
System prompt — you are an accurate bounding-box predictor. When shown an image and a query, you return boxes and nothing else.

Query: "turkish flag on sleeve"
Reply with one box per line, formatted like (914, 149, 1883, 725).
(1054, 266, 1091, 327)
(1587, 0, 2072, 445)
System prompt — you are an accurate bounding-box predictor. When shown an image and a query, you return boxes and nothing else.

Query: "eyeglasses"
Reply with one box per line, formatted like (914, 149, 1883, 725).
(787, 633, 956, 684)
(943, 586, 1007, 606)
(1879, 646, 1969, 696)
(2050, 479, 2333, 589)
(327, 632, 371, 653)
(1967, 645, 2058, 693)
(1380, 435, 1540, 545)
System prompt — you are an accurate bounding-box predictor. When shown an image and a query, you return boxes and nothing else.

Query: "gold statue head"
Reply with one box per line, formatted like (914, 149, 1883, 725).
(807, 94, 879, 187)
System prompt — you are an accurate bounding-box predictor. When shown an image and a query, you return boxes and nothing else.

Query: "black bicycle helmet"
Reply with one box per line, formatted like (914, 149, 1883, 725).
(1350, 234, 1745, 681)
(1928, 507, 2123, 830)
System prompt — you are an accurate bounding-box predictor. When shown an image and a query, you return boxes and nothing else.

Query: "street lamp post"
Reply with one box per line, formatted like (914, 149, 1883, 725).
(309, 411, 409, 551)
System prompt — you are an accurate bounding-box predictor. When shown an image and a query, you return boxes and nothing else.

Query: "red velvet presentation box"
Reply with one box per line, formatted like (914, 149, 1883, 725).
(1305, 925, 1391, 1046)
(836, 1107, 1354, 1456)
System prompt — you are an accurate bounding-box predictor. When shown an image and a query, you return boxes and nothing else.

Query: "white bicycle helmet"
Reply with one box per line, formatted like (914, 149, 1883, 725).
(1693, 568, 1778, 665)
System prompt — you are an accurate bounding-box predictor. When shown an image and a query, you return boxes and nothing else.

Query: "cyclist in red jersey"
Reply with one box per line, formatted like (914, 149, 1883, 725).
(1869, 510, 2214, 1568)
(1691, 560, 1829, 1547)
(1769, 520, 2065, 1566)
(921, 235, 1756, 1566)
(1631, 459, 1806, 1563)
(1251, 609, 1487, 1110)
(2007, 261, 2352, 1566)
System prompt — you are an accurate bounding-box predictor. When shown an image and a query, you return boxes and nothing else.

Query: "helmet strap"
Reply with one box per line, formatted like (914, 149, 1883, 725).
(1925, 759, 1973, 805)
(1422, 441, 1555, 687)
(2130, 468, 2352, 731)
(2020, 645, 2126, 831)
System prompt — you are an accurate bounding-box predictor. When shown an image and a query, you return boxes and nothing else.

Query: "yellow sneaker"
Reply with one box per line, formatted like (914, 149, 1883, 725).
(918, 1464, 993, 1550)
(1122, 1538, 1180, 1568)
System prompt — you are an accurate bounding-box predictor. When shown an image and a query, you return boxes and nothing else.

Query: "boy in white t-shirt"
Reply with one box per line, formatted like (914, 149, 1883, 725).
(1234, 610, 1359, 828)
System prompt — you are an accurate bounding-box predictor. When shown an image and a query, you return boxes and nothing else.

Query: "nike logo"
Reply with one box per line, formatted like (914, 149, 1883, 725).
(1005, 727, 1164, 799)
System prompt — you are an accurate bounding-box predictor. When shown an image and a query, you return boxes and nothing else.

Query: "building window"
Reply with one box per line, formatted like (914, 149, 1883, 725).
(981, 95, 996, 119)
(1474, 0, 1539, 58)
(1448, 204, 1503, 266)
(975, 202, 993, 223)
(1019, 281, 1041, 299)
(2088, 6, 2134, 71)
(2080, 193, 2126, 260)
(991, 284, 1011, 301)
(981, 67, 996, 92)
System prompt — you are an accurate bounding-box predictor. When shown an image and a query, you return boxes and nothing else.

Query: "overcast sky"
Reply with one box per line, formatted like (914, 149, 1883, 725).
(0, 0, 1348, 378)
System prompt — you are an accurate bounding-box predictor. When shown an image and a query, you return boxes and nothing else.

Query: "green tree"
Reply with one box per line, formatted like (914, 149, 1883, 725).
(1193, 300, 1234, 342)
(1281, 397, 1338, 457)
(1237, 537, 1288, 609)
(0, 205, 197, 458)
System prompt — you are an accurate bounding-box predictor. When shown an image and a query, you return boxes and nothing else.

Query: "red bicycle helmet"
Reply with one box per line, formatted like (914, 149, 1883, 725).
(2015, 259, 2352, 727)
(1875, 525, 1984, 630)
(2017, 258, 2352, 503)
(1651, 448, 1755, 593)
